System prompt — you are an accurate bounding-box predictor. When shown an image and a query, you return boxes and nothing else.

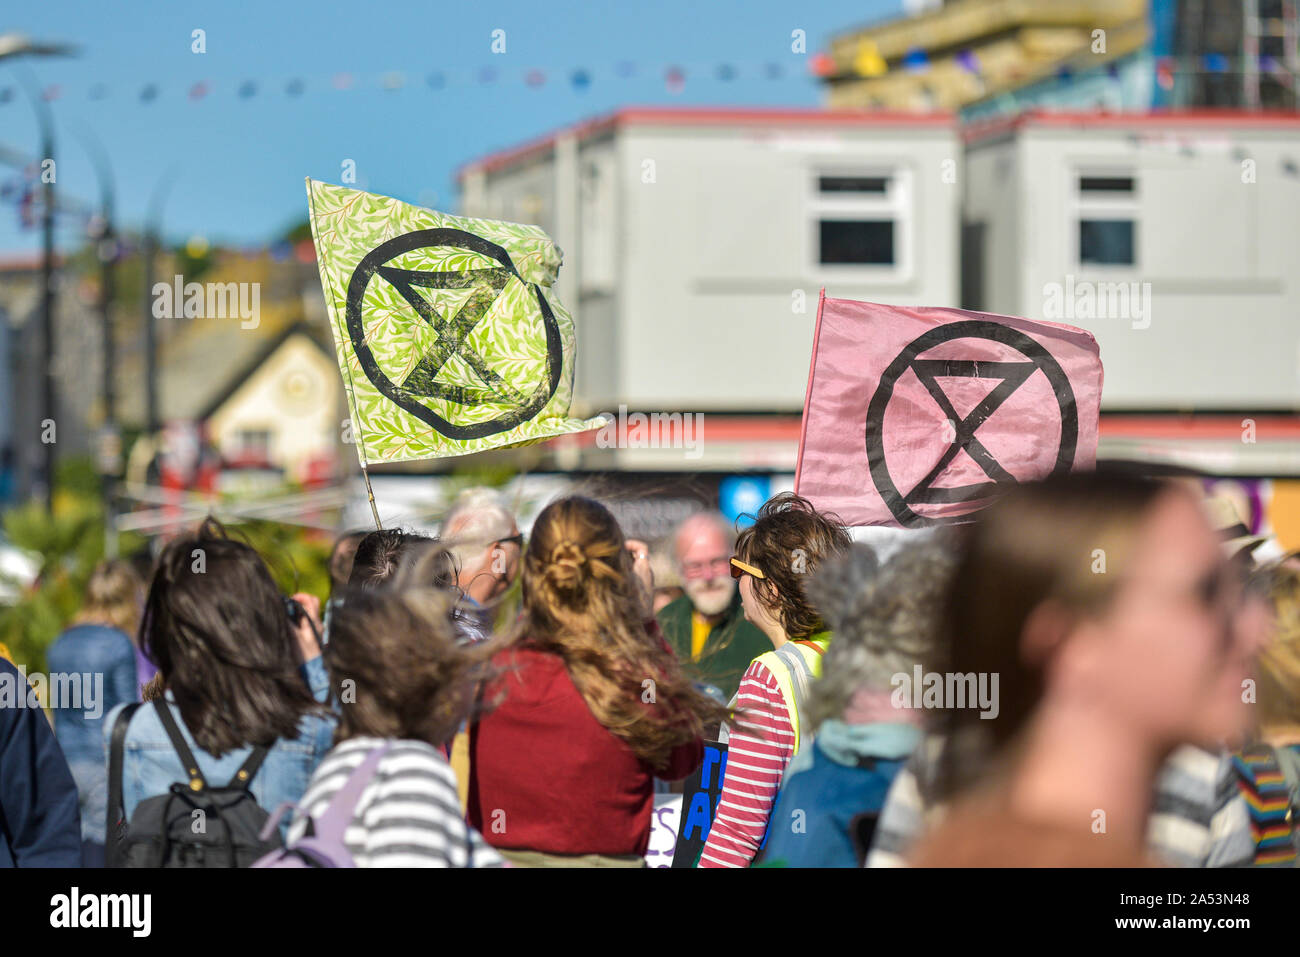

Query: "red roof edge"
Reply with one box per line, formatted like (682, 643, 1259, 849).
(456, 106, 956, 180)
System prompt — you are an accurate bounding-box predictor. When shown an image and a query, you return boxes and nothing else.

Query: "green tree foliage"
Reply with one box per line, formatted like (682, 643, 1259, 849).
(0, 457, 332, 674)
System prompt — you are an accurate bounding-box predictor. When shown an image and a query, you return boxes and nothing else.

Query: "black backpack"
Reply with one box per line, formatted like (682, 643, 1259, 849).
(107, 701, 282, 868)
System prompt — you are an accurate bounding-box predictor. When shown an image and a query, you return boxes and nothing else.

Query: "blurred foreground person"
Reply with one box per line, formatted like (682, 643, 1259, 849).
(468, 496, 725, 866)
(699, 492, 850, 868)
(276, 544, 504, 867)
(105, 519, 335, 867)
(1233, 563, 1300, 865)
(904, 473, 1258, 867)
(47, 560, 144, 866)
(762, 540, 951, 867)
(0, 657, 81, 866)
(657, 511, 770, 700)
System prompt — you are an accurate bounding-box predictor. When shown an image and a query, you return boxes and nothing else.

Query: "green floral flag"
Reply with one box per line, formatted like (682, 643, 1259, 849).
(306, 179, 606, 465)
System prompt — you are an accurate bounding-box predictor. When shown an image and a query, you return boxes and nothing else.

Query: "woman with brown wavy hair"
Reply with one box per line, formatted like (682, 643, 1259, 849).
(467, 495, 727, 866)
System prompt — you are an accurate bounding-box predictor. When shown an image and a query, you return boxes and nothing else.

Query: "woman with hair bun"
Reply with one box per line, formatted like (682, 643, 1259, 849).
(467, 496, 728, 866)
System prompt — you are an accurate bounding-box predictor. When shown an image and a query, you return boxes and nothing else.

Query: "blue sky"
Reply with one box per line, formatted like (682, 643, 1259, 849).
(0, 0, 901, 255)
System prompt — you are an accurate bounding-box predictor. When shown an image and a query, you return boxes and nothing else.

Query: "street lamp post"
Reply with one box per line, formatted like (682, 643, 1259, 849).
(143, 167, 181, 439)
(1, 35, 78, 511)
(79, 124, 120, 555)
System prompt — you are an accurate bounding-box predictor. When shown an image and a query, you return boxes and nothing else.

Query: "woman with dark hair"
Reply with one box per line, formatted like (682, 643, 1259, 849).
(467, 496, 726, 866)
(907, 472, 1263, 866)
(698, 492, 850, 868)
(284, 544, 504, 867)
(104, 519, 335, 861)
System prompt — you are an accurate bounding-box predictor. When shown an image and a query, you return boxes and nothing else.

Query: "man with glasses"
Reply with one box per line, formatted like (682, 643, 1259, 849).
(440, 487, 524, 644)
(655, 511, 770, 701)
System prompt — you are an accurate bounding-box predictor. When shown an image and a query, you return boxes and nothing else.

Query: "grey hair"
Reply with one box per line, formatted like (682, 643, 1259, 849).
(807, 538, 956, 731)
(671, 511, 736, 566)
(439, 487, 517, 571)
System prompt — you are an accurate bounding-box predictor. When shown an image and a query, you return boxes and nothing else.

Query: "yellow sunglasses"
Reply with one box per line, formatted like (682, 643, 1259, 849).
(729, 557, 766, 581)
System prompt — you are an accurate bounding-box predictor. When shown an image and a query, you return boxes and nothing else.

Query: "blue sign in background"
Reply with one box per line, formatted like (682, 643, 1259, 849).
(719, 475, 772, 530)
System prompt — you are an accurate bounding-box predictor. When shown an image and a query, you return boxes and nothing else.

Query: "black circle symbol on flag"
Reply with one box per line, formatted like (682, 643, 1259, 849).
(864, 320, 1079, 529)
(344, 228, 563, 440)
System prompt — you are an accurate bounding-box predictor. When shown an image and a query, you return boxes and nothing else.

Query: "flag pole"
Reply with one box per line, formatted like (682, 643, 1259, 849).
(360, 462, 382, 530)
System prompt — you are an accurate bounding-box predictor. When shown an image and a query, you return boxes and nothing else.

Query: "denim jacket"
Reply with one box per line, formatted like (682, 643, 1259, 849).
(103, 656, 336, 844)
(46, 624, 140, 843)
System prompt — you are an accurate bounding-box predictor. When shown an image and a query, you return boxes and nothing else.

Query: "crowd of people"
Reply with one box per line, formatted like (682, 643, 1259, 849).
(2, 470, 1299, 868)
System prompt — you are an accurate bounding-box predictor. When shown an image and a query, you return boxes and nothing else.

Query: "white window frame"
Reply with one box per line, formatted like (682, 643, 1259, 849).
(807, 165, 914, 284)
(1072, 166, 1139, 272)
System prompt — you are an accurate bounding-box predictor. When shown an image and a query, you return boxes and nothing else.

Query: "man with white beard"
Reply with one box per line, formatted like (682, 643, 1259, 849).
(655, 511, 770, 701)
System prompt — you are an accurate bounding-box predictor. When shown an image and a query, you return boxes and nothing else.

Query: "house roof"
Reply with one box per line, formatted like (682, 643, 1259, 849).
(457, 106, 956, 179)
(115, 309, 333, 426)
(195, 320, 333, 421)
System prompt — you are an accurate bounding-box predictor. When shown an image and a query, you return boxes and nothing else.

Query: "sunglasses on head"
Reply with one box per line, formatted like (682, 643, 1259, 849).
(729, 557, 765, 581)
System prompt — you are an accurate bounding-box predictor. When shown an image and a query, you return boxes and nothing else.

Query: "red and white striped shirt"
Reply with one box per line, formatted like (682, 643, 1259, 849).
(698, 658, 794, 868)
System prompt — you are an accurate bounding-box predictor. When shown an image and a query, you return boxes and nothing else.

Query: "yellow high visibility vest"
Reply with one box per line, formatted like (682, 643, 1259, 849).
(723, 632, 830, 757)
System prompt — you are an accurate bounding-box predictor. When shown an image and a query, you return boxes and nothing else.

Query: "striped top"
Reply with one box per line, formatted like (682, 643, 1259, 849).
(288, 737, 505, 868)
(1233, 745, 1300, 866)
(698, 659, 794, 868)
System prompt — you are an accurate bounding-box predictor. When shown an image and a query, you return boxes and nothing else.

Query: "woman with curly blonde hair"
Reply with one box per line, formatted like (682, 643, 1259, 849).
(467, 495, 727, 866)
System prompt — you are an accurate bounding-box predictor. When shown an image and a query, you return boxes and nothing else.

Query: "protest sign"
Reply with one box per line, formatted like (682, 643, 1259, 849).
(644, 794, 682, 868)
(306, 179, 606, 467)
(796, 292, 1103, 528)
(671, 740, 728, 868)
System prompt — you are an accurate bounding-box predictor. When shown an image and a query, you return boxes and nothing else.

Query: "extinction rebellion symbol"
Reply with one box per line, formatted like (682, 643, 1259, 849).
(865, 320, 1079, 529)
(344, 228, 563, 440)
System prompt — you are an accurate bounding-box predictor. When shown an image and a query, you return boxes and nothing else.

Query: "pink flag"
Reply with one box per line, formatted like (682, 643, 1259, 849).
(795, 293, 1103, 528)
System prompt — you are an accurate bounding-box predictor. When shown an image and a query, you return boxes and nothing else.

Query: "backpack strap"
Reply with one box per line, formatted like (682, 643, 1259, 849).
(229, 745, 270, 790)
(106, 702, 143, 868)
(153, 699, 209, 792)
(312, 743, 393, 835)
